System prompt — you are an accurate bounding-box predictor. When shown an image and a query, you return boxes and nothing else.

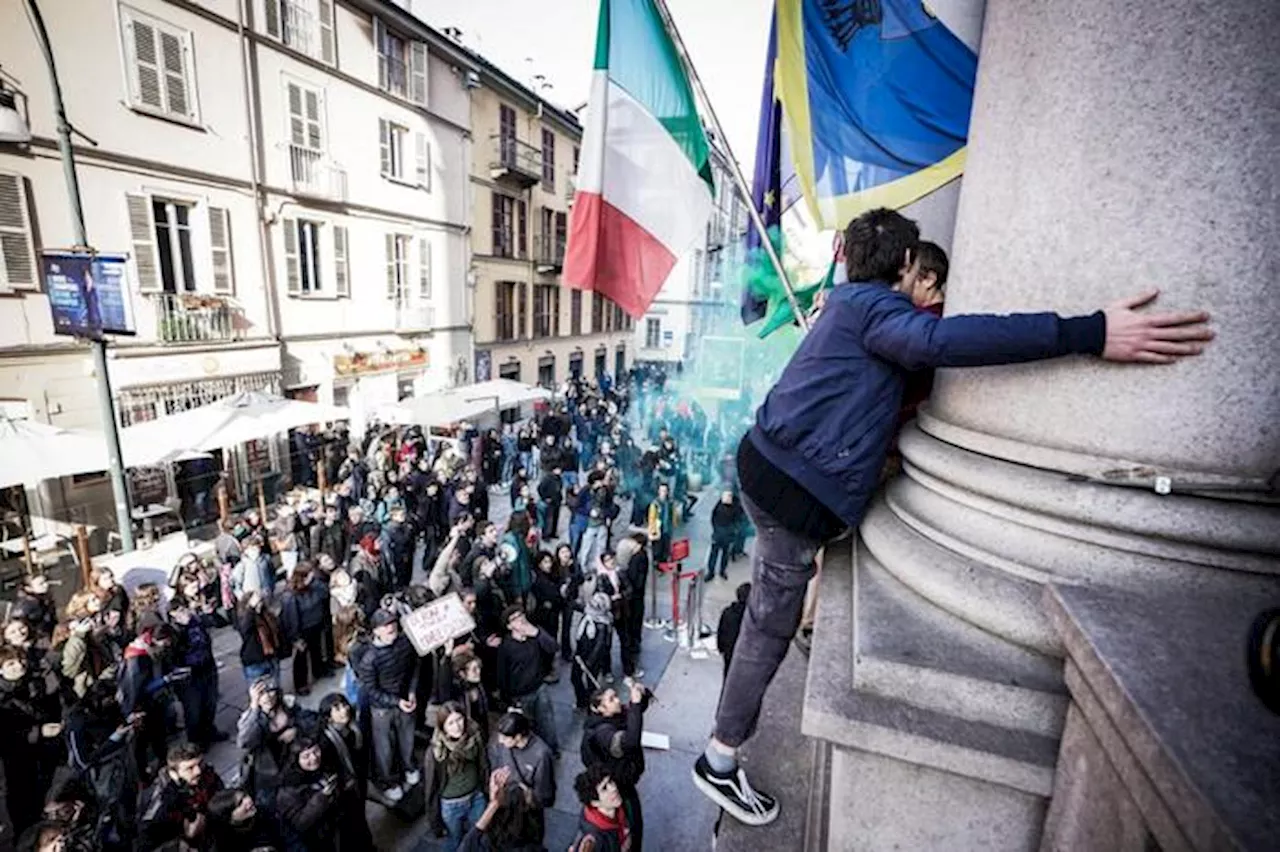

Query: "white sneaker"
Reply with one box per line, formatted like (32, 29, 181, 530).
(404, 769, 421, 787)
(383, 785, 404, 803)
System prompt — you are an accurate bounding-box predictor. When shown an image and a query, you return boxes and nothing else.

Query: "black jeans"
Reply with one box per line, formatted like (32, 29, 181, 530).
(293, 625, 327, 692)
(706, 537, 731, 577)
(714, 492, 821, 747)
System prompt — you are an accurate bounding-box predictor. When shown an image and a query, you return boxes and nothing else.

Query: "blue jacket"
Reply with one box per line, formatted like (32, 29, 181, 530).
(752, 282, 1103, 528)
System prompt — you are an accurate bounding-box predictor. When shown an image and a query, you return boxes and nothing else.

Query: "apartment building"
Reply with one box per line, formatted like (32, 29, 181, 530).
(635, 142, 750, 367)
(461, 50, 633, 391)
(0, 0, 471, 535)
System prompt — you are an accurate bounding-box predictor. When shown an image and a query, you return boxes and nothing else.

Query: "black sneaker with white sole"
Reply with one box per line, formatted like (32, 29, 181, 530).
(692, 755, 780, 826)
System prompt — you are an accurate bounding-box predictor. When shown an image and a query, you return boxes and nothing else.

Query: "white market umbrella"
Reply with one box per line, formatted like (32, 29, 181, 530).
(0, 416, 211, 488)
(0, 416, 116, 488)
(377, 379, 551, 428)
(120, 390, 350, 465)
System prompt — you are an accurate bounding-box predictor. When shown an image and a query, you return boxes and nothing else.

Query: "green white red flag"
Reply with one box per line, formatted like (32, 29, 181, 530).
(563, 0, 715, 319)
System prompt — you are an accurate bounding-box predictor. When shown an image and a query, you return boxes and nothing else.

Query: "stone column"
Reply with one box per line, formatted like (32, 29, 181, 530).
(804, 0, 1280, 848)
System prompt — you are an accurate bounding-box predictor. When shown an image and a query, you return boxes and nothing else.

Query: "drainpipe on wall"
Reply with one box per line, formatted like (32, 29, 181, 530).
(236, 0, 283, 343)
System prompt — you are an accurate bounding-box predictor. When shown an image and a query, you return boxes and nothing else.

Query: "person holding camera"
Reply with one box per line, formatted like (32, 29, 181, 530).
(237, 676, 316, 809)
(275, 738, 343, 852)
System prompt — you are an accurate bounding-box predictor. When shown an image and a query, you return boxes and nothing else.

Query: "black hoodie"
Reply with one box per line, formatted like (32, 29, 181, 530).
(579, 692, 651, 791)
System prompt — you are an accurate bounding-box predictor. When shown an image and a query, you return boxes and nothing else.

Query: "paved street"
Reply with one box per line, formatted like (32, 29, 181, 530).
(196, 479, 752, 851)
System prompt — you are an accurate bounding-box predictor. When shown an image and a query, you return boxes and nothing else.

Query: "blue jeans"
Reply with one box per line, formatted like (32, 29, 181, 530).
(242, 660, 279, 688)
(440, 790, 487, 852)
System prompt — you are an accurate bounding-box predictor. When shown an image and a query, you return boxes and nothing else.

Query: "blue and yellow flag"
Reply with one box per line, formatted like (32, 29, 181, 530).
(775, 0, 978, 228)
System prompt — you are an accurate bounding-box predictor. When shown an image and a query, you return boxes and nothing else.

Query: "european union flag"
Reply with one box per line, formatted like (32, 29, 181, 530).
(741, 16, 801, 325)
(775, 0, 978, 228)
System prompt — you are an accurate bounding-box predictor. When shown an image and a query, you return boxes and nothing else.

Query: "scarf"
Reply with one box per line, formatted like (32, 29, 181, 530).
(584, 805, 630, 848)
(431, 727, 482, 774)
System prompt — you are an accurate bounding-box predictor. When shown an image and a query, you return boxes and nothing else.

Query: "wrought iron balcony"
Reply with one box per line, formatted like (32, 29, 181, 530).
(289, 145, 348, 202)
(152, 293, 245, 344)
(489, 134, 542, 187)
(533, 233, 566, 272)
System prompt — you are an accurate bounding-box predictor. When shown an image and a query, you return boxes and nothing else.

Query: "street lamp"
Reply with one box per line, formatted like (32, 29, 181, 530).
(4, 0, 135, 550)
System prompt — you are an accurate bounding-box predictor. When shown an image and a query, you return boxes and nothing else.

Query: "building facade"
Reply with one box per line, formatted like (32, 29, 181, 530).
(462, 50, 633, 392)
(634, 142, 749, 368)
(0, 0, 471, 537)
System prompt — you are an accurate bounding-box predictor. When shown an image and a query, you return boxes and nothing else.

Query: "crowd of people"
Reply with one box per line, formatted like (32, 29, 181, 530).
(0, 367, 747, 852)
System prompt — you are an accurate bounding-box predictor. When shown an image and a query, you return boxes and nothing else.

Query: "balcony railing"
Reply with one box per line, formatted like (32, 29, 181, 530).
(533, 233, 566, 270)
(489, 134, 542, 187)
(289, 145, 348, 202)
(152, 293, 245, 344)
(395, 302, 436, 333)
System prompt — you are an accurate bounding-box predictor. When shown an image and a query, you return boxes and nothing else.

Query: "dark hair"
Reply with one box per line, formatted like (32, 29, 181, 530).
(573, 764, 615, 806)
(434, 700, 467, 730)
(736, 582, 752, 605)
(496, 710, 531, 738)
(207, 789, 249, 824)
(843, 208, 920, 283)
(318, 692, 352, 718)
(500, 604, 525, 628)
(588, 685, 617, 714)
(915, 239, 949, 291)
(167, 741, 204, 767)
(16, 821, 68, 852)
(452, 648, 480, 677)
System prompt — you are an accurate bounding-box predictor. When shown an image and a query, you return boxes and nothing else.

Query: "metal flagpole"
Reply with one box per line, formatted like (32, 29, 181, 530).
(650, 0, 810, 332)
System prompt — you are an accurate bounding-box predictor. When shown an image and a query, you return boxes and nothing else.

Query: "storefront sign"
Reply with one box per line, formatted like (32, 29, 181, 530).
(43, 252, 135, 338)
(401, 593, 477, 656)
(333, 348, 427, 378)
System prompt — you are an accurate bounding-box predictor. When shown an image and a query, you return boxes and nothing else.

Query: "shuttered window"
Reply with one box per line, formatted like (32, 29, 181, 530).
(209, 207, 234, 295)
(0, 173, 37, 292)
(415, 133, 431, 190)
(333, 225, 349, 297)
(287, 82, 323, 151)
(125, 193, 161, 293)
(417, 237, 431, 299)
(121, 7, 198, 122)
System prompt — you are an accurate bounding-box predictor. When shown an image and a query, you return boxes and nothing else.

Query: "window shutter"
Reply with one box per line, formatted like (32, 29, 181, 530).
(491, 194, 503, 256)
(518, 282, 527, 339)
(374, 18, 388, 91)
(128, 18, 164, 110)
(0, 174, 37, 292)
(517, 200, 527, 258)
(263, 0, 281, 38)
(159, 31, 190, 118)
(378, 119, 390, 175)
(553, 288, 561, 336)
(415, 133, 430, 189)
(317, 0, 335, 64)
(282, 218, 301, 295)
(385, 233, 397, 301)
(304, 89, 322, 150)
(417, 237, 431, 299)
(287, 83, 305, 146)
(125, 193, 161, 293)
(410, 42, 428, 106)
(209, 206, 234, 295)
(333, 225, 349, 297)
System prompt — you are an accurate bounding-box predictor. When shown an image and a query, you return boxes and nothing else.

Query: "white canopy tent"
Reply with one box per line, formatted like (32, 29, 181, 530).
(118, 390, 350, 463)
(375, 379, 552, 428)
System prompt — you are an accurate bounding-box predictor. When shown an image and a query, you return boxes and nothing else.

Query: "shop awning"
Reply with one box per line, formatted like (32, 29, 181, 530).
(375, 379, 551, 428)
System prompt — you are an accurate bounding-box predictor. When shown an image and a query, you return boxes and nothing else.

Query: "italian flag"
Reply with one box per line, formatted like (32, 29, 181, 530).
(564, 0, 715, 319)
